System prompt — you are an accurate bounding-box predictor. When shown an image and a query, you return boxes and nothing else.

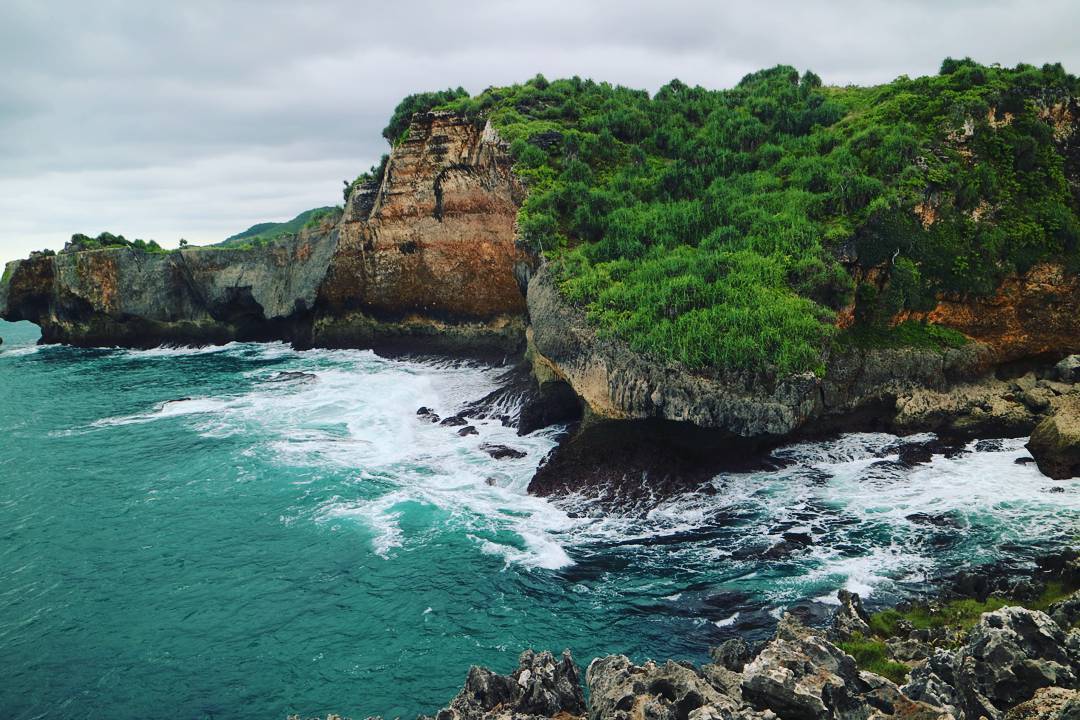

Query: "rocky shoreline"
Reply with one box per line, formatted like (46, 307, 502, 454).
(291, 554, 1080, 720)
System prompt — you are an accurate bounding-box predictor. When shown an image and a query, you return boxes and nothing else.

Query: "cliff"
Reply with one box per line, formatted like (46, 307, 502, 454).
(0, 111, 532, 355)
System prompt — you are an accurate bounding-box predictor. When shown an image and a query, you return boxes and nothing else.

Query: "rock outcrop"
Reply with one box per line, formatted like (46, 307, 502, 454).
(0, 111, 532, 356)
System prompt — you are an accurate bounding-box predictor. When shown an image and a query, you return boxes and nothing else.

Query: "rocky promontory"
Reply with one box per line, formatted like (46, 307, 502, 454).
(0, 111, 531, 356)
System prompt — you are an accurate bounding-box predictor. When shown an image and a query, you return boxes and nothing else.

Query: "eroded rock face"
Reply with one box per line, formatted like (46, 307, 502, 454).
(0, 234, 336, 346)
(899, 264, 1080, 365)
(424, 649, 585, 720)
(586, 655, 741, 720)
(314, 111, 532, 353)
(0, 111, 533, 356)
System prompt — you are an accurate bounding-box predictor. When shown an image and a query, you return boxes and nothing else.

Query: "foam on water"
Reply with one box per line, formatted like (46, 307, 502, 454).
(2, 320, 1077, 720)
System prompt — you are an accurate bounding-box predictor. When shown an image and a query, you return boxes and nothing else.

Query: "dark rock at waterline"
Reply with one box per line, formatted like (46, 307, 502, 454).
(883, 436, 968, 467)
(781, 531, 813, 546)
(458, 425, 478, 437)
(417, 407, 441, 423)
(480, 443, 526, 460)
(441, 415, 468, 427)
(906, 511, 965, 528)
(1017, 456, 1037, 465)
(266, 370, 316, 383)
(518, 378, 582, 436)
(527, 417, 776, 509)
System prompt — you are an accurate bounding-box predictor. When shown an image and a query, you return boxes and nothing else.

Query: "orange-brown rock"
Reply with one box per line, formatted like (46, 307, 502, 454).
(896, 263, 1080, 363)
(317, 111, 531, 327)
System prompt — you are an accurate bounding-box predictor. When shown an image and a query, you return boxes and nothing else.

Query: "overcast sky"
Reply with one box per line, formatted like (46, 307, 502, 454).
(1, 0, 1078, 265)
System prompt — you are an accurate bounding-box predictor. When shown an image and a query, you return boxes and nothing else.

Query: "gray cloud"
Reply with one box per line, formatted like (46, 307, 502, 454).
(1, 0, 1078, 263)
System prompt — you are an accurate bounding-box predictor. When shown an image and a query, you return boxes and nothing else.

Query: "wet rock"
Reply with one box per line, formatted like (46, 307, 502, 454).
(268, 371, 317, 383)
(710, 638, 753, 672)
(1003, 687, 1080, 720)
(428, 649, 585, 720)
(441, 415, 469, 427)
(417, 407, 441, 423)
(586, 655, 739, 720)
(458, 426, 479, 437)
(1027, 397, 1080, 479)
(905, 512, 965, 529)
(480, 444, 527, 460)
(829, 590, 872, 642)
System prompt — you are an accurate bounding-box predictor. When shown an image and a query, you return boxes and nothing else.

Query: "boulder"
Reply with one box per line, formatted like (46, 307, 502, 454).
(1027, 398, 1080, 479)
(1049, 591, 1080, 630)
(1056, 356, 1080, 383)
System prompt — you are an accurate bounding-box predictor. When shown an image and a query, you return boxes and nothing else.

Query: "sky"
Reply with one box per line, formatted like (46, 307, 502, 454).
(1, 0, 1079, 265)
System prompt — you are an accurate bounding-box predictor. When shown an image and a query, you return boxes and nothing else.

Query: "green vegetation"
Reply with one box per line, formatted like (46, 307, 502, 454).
(836, 634, 910, 684)
(869, 580, 1075, 637)
(219, 206, 342, 249)
(428, 60, 1079, 375)
(382, 87, 469, 145)
(343, 154, 389, 202)
(836, 320, 969, 352)
(65, 232, 166, 254)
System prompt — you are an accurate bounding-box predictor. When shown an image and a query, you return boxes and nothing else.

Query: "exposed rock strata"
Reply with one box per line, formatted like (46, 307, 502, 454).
(0, 111, 531, 356)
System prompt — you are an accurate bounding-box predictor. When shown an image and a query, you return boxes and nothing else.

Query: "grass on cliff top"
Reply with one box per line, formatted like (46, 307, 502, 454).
(836, 635, 910, 684)
(217, 206, 342, 249)
(404, 58, 1080, 375)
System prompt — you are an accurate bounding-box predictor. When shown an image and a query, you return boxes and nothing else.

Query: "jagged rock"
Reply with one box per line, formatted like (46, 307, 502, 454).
(904, 608, 1078, 720)
(885, 637, 934, 663)
(1027, 397, 1080, 479)
(1003, 687, 1080, 720)
(458, 426, 479, 436)
(710, 638, 753, 672)
(429, 649, 585, 720)
(586, 655, 740, 720)
(441, 415, 468, 427)
(741, 615, 949, 720)
(967, 608, 1077, 707)
(830, 590, 873, 642)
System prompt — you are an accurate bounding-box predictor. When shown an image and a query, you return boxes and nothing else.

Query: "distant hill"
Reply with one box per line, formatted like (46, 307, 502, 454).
(219, 206, 339, 247)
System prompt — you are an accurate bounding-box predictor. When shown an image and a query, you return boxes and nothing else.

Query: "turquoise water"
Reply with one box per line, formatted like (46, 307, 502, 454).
(1, 318, 1077, 719)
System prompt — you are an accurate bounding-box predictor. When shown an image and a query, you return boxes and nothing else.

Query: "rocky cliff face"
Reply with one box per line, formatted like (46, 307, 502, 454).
(0, 234, 336, 346)
(314, 112, 532, 354)
(0, 111, 532, 355)
(528, 261, 1080, 440)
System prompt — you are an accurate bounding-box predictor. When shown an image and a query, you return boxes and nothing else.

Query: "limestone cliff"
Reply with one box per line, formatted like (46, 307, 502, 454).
(0, 111, 532, 355)
(527, 260, 1080, 440)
